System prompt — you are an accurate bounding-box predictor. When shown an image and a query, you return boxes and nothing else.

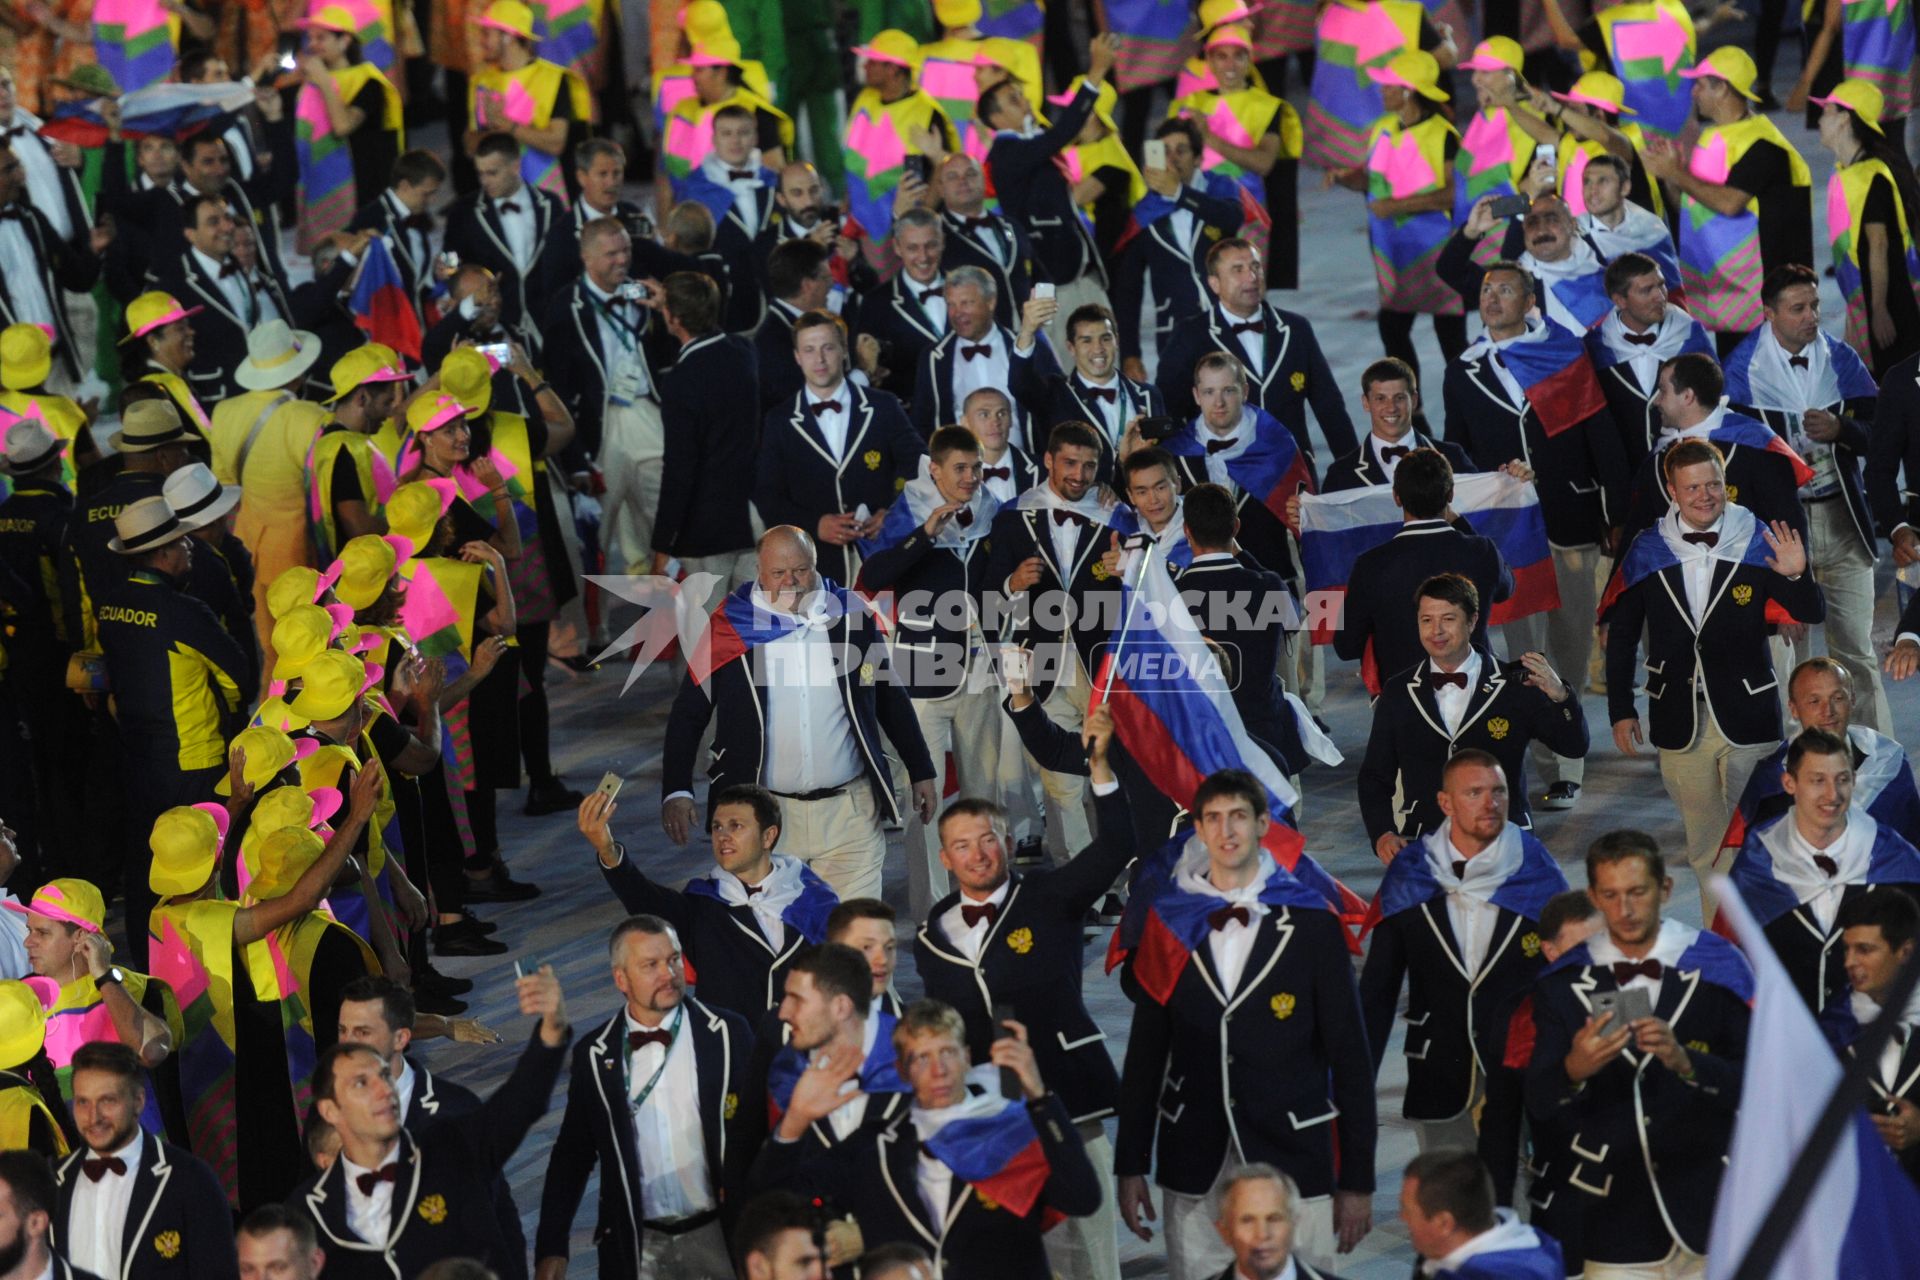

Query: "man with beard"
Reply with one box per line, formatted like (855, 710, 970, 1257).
(1441, 194, 1612, 334)
(1044, 305, 1162, 485)
(753, 943, 909, 1156)
(0, 1149, 96, 1280)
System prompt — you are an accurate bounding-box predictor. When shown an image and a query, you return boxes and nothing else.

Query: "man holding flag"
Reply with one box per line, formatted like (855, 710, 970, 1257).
(1602, 437, 1824, 910)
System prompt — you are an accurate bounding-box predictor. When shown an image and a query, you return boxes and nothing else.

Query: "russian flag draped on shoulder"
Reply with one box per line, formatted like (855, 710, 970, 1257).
(1706, 877, 1920, 1279)
(1598, 499, 1803, 624)
(1723, 326, 1878, 425)
(923, 1087, 1055, 1217)
(1299, 469, 1559, 642)
(765, 1005, 906, 1126)
(348, 236, 424, 362)
(687, 579, 875, 687)
(1369, 823, 1568, 934)
(1471, 318, 1608, 437)
(857, 463, 1000, 563)
(682, 858, 840, 942)
(1717, 812, 1920, 931)
(1160, 406, 1313, 517)
(1721, 727, 1920, 852)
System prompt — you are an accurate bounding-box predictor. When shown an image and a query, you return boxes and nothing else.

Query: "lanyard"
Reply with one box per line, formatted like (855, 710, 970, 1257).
(624, 1006, 683, 1115)
(589, 295, 643, 355)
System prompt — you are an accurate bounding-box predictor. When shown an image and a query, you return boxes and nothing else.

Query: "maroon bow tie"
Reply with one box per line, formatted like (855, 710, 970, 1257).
(961, 343, 992, 361)
(1451, 859, 1470, 879)
(744, 882, 764, 896)
(961, 215, 996, 232)
(728, 169, 756, 181)
(1052, 509, 1087, 527)
(82, 1155, 127, 1182)
(983, 465, 1010, 480)
(1083, 385, 1117, 403)
(1208, 904, 1250, 931)
(629, 1028, 672, 1052)
(1789, 354, 1809, 369)
(401, 213, 434, 232)
(1682, 531, 1718, 548)
(354, 1163, 399, 1195)
(961, 901, 999, 928)
(957, 508, 974, 527)
(1380, 445, 1409, 462)
(218, 259, 243, 278)
(1428, 670, 1467, 689)
(1227, 319, 1266, 336)
(1622, 331, 1658, 346)
(1813, 853, 1839, 877)
(917, 286, 944, 305)
(1611, 959, 1663, 985)
(495, 201, 521, 215)
(809, 399, 841, 415)
(1205, 437, 1238, 455)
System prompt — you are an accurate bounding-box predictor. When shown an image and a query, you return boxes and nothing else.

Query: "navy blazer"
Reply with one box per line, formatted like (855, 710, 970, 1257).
(980, 500, 1119, 703)
(1321, 433, 1474, 493)
(1156, 301, 1358, 477)
(140, 166, 293, 293)
(1174, 554, 1299, 763)
(542, 279, 671, 464)
(1443, 353, 1630, 547)
(400, 1058, 527, 1280)
(856, 521, 997, 701)
(441, 186, 565, 346)
(659, 589, 937, 823)
(1111, 182, 1245, 360)
(752, 381, 925, 588)
(713, 197, 774, 334)
(985, 81, 1106, 290)
(741, 1005, 911, 1158)
(1866, 347, 1920, 535)
(1037, 370, 1165, 485)
(534, 196, 648, 291)
(537, 1002, 758, 1280)
(853, 271, 947, 405)
(1357, 652, 1588, 841)
(52, 1134, 238, 1280)
(347, 193, 438, 326)
(914, 788, 1135, 1124)
(751, 1092, 1101, 1280)
(909, 325, 1060, 447)
(1619, 434, 1809, 546)
(148, 249, 291, 404)
(1603, 546, 1824, 749)
(656, 331, 761, 560)
(1590, 353, 1669, 471)
(938, 208, 1035, 328)
(1526, 942, 1750, 1263)
(1114, 901, 1377, 1199)
(1333, 519, 1512, 683)
(600, 852, 824, 1019)
(753, 301, 803, 414)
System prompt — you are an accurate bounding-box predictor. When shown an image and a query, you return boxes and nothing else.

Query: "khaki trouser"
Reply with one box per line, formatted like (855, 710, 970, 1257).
(1502, 543, 1601, 788)
(1040, 659, 1095, 865)
(1777, 496, 1889, 732)
(1041, 1124, 1122, 1280)
(1163, 1156, 1339, 1280)
(1584, 1247, 1706, 1280)
(600, 397, 666, 576)
(903, 682, 1003, 919)
(773, 786, 889, 903)
(1658, 714, 1774, 917)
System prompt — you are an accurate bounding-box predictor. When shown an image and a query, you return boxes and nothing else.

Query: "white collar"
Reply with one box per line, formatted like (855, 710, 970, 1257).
(1426, 1211, 1545, 1275)
(339, 1136, 401, 1184)
(1425, 819, 1523, 904)
(1370, 428, 1416, 451)
(1660, 399, 1731, 444)
(1076, 371, 1119, 390)
(192, 246, 231, 280)
(1429, 648, 1482, 683)
(86, 1127, 144, 1173)
(957, 879, 1011, 911)
(1587, 916, 1696, 971)
(808, 380, 848, 407)
(393, 1056, 416, 1105)
(1171, 832, 1274, 904)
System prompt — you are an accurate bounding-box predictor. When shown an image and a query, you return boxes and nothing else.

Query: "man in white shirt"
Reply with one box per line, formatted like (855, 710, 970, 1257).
(765, 943, 907, 1150)
(1401, 1151, 1563, 1278)
(1831, 889, 1920, 1181)
(702, 107, 775, 240)
(1577, 154, 1679, 283)
(1211, 1163, 1350, 1280)
(54, 1041, 237, 1280)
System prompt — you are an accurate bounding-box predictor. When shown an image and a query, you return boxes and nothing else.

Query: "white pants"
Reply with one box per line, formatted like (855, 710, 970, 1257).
(903, 684, 1003, 918)
(677, 546, 760, 593)
(1780, 497, 1889, 732)
(637, 1218, 732, 1280)
(1501, 543, 1600, 787)
(1584, 1247, 1705, 1280)
(1041, 1125, 1122, 1280)
(1163, 1159, 1337, 1280)
(775, 785, 889, 903)
(599, 397, 666, 576)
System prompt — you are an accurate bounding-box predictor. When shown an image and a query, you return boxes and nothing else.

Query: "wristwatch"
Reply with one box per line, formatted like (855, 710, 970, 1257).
(97, 966, 125, 987)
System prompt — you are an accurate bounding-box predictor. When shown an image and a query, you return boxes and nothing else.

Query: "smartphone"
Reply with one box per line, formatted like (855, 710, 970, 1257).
(596, 770, 624, 801)
(992, 1002, 1021, 1100)
(617, 280, 647, 302)
(904, 154, 932, 184)
(999, 645, 1032, 687)
(278, 51, 296, 71)
(1593, 986, 1653, 1027)
(1144, 138, 1168, 170)
(440, 251, 460, 269)
(1538, 143, 1557, 170)
(1136, 415, 1182, 442)
(476, 341, 512, 365)
(1489, 192, 1532, 220)
(513, 959, 525, 981)
(1033, 282, 1056, 301)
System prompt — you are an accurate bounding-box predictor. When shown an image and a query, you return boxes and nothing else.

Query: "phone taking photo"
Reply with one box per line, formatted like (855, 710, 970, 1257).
(596, 771, 624, 801)
(992, 1003, 1021, 1099)
(1144, 138, 1168, 170)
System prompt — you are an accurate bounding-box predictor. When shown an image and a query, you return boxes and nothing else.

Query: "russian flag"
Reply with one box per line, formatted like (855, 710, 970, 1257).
(42, 82, 259, 147)
(1720, 731, 1920, 855)
(1493, 321, 1609, 437)
(349, 236, 423, 362)
(924, 1093, 1053, 1216)
(683, 862, 839, 943)
(1160, 406, 1313, 522)
(686, 579, 872, 686)
(1706, 876, 1920, 1279)
(1700, 412, 1819, 489)
(766, 1004, 905, 1127)
(1298, 469, 1559, 643)
(1597, 500, 1803, 626)
(1092, 549, 1366, 935)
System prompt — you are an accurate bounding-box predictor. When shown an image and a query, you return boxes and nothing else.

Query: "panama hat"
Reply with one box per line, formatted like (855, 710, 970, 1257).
(107, 496, 184, 555)
(236, 319, 323, 392)
(161, 463, 240, 532)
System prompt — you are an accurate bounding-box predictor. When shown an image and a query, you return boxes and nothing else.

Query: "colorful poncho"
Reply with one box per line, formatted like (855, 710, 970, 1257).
(1676, 113, 1812, 334)
(844, 87, 957, 242)
(1305, 0, 1425, 169)
(1827, 157, 1920, 360)
(1589, 0, 1698, 139)
(1365, 111, 1463, 314)
(1454, 107, 1541, 266)
(470, 58, 593, 204)
(1558, 121, 1665, 218)
(1840, 0, 1917, 120)
(148, 898, 241, 1204)
(296, 62, 404, 253)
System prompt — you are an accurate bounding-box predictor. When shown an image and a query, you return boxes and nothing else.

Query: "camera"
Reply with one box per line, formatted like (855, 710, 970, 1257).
(617, 281, 647, 303)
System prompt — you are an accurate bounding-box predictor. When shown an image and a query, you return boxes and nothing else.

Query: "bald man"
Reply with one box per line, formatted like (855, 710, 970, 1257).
(660, 526, 938, 900)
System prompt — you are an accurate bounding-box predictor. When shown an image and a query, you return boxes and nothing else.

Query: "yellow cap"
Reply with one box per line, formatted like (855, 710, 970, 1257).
(1204, 22, 1252, 50)
(330, 535, 403, 611)
(1461, 35, 1525, 73)
(680, 0, 732, 42)
(3, 878, 106, 933)
(1369, 50, 1451, 103)
(123, 291, 202, 341)
(854, 29, 922, 69)
(1554, 71, 1636, 116)
(271, 604, 338, 682)
(478, 0, 536, 40)
(246, 785, 333, 844)
(284, 651, 368, 726)
(1681, 46, 1763, 102)
(1197, 0, 1253, 29)
(267, 566, 323, 619)
(1811, 78, 1886, 132)
(247, 827, 326, 901)
(297, 742, 357, 794)
(325, 344, 409, 404)
(214, 725, 298, 796)
(0, 980, 47, 1069)
(934, 0, 981, 26)
(304, 3, 359, 33)
(0, 324, 52, 391)
(408, 390, 470, 436)
(686, 35, 745, 68)
(149, 804, 226, 897)
(439, 349, 494, 418)
(385, 479, 456, 552)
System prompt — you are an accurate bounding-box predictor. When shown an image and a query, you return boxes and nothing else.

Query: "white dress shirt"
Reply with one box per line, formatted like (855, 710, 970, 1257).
(194, 245, 254, 325)
(339, 1144, 399, 1246)
(1194, 409, 1255, 491)
(940, 879, 1011, 962)
(7, 115, 70, 242)
(1221, 304, 1266, 372)
(68, 1129, 143, 1278)
(392, 1057, 417, 1122)
(951, 330, 1011, 417)
(1045, 495, 1086, 577)
(1429, 649, 1483, 736)
(1370, 430, 1417, 483)
(585, 276, 651, 398)
(1167, 834, 1272, 994)
(0, 212, 53, 329)
(757, 587, 864, 795)
(627, 1007, 717, 1220)
(1781, 817, 1870, 933)
(491, 190, 536, 269)
(904, 273, 948, 332)
(806, 381, 852, 460)
(1666, 508, 1724, 628)
(823, 1015, 880, 1140)
(1076, 373, 1126, 445)
(979, 449, 1021, 505)
(385, 189, 432, 273)
(1437, 830, 1503, 976)
(1238, 1262, 1296, 1280)
(702, 152, 767, 234)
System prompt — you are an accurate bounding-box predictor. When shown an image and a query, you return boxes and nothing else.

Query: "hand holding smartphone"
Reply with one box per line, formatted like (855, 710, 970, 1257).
(992, 1003, 1021, 1100)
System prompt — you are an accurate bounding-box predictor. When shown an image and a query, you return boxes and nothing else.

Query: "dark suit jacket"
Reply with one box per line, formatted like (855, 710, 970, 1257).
(400, 1058, 526, 1280)
(938, 208, 1034, 328)
(541, 279, 672, 464)
(537, 1002, 758, 1280)
(1603, 544, 1824, 749)
(441, 186, 565, 345)
(1526, 943, 1749, 1262)
(985, 80, 1106, 289)
(1321, 432, 1473, 493)
(138, 165, 293, 293)
(1821, 990, 1920, 1184)
(660, 587, 937, 823)
(1867, 347, 1920, 535)
(1359, 652, 1589, 841)
(753, 300, 804, 414)
(534, 196, 649, 292)
(913, 788, 1135, 1124)
(751, 1092, 1100, 1280)
(1037, 369, 1165, 485)
(0, 199, 101, 383)
(1164, 444, 1301, 584)
(741, 1005, 910, 1159)
(856, 517, 996, 700)
(1156, 301, 1357, 477)
(909, 325, 1059, 447)
(1619, 433, 1809, 546)
(853, 270, 947, 405)
(149, 249, 293, 403)
(1112, 180, 1245, 360)
(286, 255, 361, 381)
(52, 1134, 238, 1280)
(751, 381, 924, 587)
(1175, 553, 1299, 761)
(1333, 519, 1512, 683)
(712, 198, 775, 335)
(347, 192, 439, 326)
(655, 331, 761, 559)
(980, 500, 1118, 703)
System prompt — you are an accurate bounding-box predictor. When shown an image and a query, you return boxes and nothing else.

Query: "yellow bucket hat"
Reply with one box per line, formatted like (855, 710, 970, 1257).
(282, 651, 370, 727)
(0, 979, 48, 1069)
(325, 535, 409, 611)
(149, 804, 229, 897)
(384, 479, 457, 552)
(0, 324, 52, 391)
(247, 827, 326, 902)
(438, 349, 494, 418)
(215, 725, 299, 796)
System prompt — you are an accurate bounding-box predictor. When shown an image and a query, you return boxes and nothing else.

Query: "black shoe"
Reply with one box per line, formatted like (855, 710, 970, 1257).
(1094, 892, 1126, 926)
(1541, 781, 1581, 811)
(463, 869, 542, 902)
(414, 988, 468, 1016)
(452, 911, 498, 935)
(555, 653, 600, 674)
(524, 778, 588, 816)
(414, 964, 474, 996)
(435, 922, 510, 956)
